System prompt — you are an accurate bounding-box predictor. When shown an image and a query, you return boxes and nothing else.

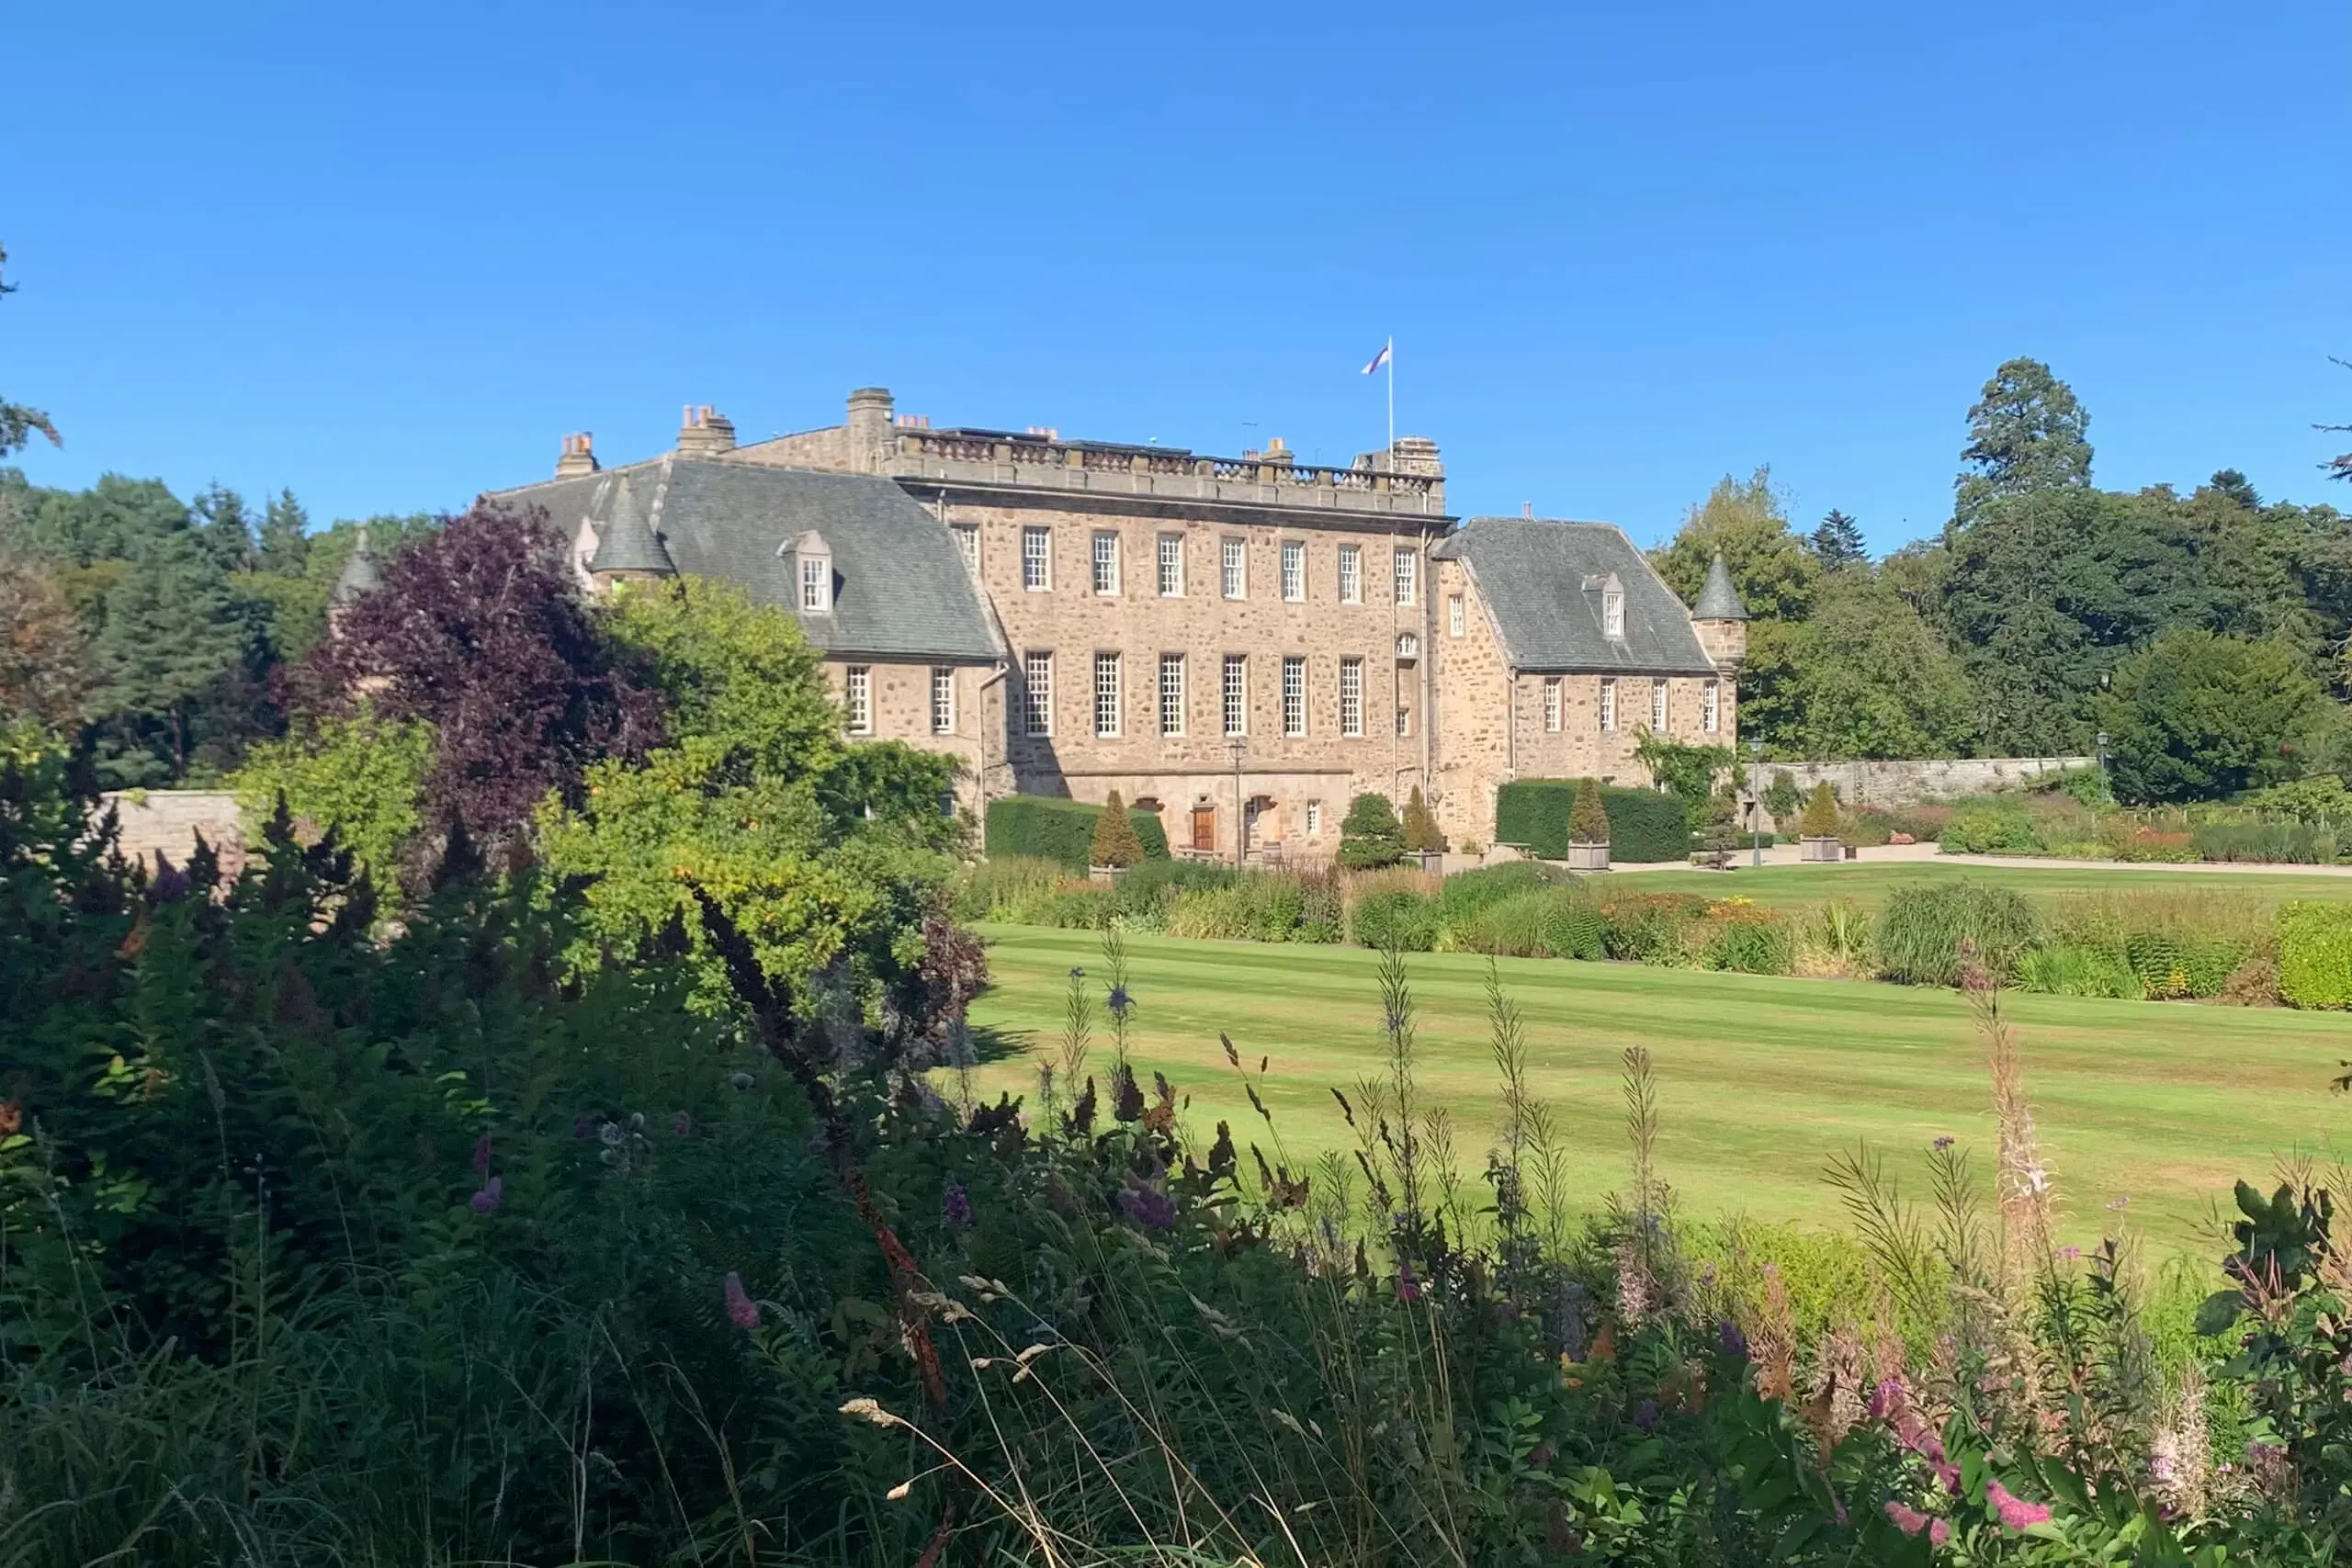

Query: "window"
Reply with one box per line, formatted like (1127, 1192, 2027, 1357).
(1396, 703, 1411, 738)
(1338, 543, 1362, 604)
(1396, 633, 1419, 660)
(1091, 530, 1120, 595)
(1221, 538, 1247, 600)
(1282, 656, 1306, 737)
(1339, 659, 1363, 738)
(1543, 677, 1562, 732)
(1023, 651, 1052, 737)
(1280, 540, 1305, 602)
(1305, 800, 1322, 837)
(1222, 655, 1247, 737)
(1093, 653, 1122, 738)
(1448, 593, 1465, 637)
(1022, 526, 1051, 591)
(953, 523, 979, 577)
(1393, 548, 1417, 606)
(1159, 653, 1185, 737)
(1602, 587, 1625, 639)
(1599, 679, 1617, 732)
(931, 667, 955, 735)
(845, 666, 871, 735)
(1702, 680, 1721, 734)
(1157, 533, 1183, 597)
(1651, 680, 1668, 732)
(799, 554, 831, 613)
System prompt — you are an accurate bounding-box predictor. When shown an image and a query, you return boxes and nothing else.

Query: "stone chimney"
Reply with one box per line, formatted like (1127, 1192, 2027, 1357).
(1391, 435, 1443, 479)
(676, 405, 737, 457)
(555, 432, 598, 478)
(846, 387, 895, 473)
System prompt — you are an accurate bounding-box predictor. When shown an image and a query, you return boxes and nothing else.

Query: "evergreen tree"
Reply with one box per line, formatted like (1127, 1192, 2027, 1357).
(1089, 788, 1146, 868)
(0, 242, 56, 458)
(2207, 469, 2261, 512)
(1798, 782, 1840, 838)
(1567, 777, 1610, 845)
(1399, 785, 1444, 852)
(0, 557, 92, 728)
(1808, 509, 1867, 570)
(89, 532, 252, 783)
(2097, 629, 2330, 804)
(1335, 792, 1406, 869)
(193, 484, 257, 572)
(1953, 356, 2092, 525)
(258, 489, 311, 574)
(1763, 770, 1801, 823)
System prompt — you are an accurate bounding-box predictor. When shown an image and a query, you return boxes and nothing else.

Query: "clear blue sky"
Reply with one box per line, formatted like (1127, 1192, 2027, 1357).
(6, 2, 2346, 553)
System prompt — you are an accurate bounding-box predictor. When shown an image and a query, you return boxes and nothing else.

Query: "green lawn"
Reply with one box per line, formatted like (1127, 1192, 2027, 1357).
(1608, 858, 2352, 912)
(967, 923, 2352, 1251)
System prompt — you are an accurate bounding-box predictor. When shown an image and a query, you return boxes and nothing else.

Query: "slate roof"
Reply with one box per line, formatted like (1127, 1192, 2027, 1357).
(1694, 552, 1749, 621)
(486, 458, 1001, 662)
(1431, 517, 1720, 675)
(333, 528, 382, 604)
(585, 478, 675, 575)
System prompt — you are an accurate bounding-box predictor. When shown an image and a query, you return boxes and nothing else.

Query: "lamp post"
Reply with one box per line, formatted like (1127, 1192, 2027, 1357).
(2095, 730, 2109, 777)
(1748, 739, 1764, 869)
(1227, 736, 1246, 870)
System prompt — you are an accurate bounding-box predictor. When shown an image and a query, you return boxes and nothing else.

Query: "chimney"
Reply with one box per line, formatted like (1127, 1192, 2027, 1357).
(676, 404, 737, 457)
(846, 387, 895, 472)
(555, 432, 598, 478)
(1390, 435, 1443, 478)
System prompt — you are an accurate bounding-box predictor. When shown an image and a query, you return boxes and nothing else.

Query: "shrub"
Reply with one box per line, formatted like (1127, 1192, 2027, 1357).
(1797, 782, 1840, 838)
(1337, 792, 1408, 869)
(1541, 888, 1610, 960)
(1349, 886, 1438, 951)
(1495, 781, 1690, 862)
(955, 853, 1069, 920)
(2193, 820, 2333, 864)
(1764, 769, 1802, 823)
(986, 795, 1170, 869)
(2278, 901, 2352, 1009)
(1400, 785, 1445, 852)
(1296, 865, 1344, 942)
(1599, 893, 1707, 964)
(1699, 908, 1795, 975)
(1458, 887, 1558, 956)
(1042, 886, 1116, 928)
(1090, 788, 1147, 868)
(1872, 880, 2042, 986)
(2016, 942, 2143, 998)
(1568, 777, 1610, 845)
(1435, 862, 1571, 939)
(2242, 775, 2352, 823)
(1938, 802, 2040, 854)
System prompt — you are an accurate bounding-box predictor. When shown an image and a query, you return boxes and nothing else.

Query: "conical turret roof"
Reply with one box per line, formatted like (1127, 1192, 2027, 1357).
(333, 526, 382, 604)
(1693, 551, 1748, 621)
(587, 480, 674, 576)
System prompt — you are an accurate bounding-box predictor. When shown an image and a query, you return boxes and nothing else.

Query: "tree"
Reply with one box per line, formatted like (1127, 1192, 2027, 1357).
(1400, 785, 1445, 852)
(295, 504, 663, 849)
(1568, 777, 1610, 845)
(2207, 469, 2261, 512)
(89, 530, 256, 783)
(2322, 355, 2352, 486)
(1758, 577, 1978, 759)
(1798, 782, 1840, 838)
(1764, 769, 1801, 823)
(1808, 509, 1867, 570)
(229, 711, 432, 881)
(2097, 629, 2331, 804)
(1651, 468, 1818, 623)
(1336, 792, 1406, 869)
(1091, 788, 1146, 868)
(1953, 356, 2092, 525)
(0, 557, 92, 728)
(0, 243, 57, 459)
(257, 490, 311, 575)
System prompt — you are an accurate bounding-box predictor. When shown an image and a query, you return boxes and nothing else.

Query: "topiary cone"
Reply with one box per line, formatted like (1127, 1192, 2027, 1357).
(1401, 785, 1445, 853)
(1091, 789, 1146, 868)
(1568, 777, 1610, 846)
(1799, 781, 1841, 839)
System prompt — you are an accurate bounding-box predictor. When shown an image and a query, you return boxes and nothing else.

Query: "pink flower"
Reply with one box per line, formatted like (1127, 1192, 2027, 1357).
(469, 1175, 503, 1214)
(723, 1271, 759, 1329)
(1883, 1500, 1931, 1536)
(1929, 1518, 1951, 1545)
(1985, 1480, 2052, 1530)
(1870, 1376, 1906, 1420)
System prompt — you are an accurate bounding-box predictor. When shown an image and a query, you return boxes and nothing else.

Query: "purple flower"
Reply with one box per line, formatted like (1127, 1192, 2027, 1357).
(469, 1176, 503, 1214)
(1631, 1400, 1658, 1432)
(672, 1111, 693, 1137)
(1883, 1501, 1931, 1536)
(1117, 1177, 1175, 1232)
(1869, 1377, 1905, 1419)
(1395, 1255, 1420, 1303)
(944, 1179, 973, 1227)
(1105, 985, 1132, 1017)
(723, 1270, 759, 1328)
(1932, 1135, 1955, 1151)
(1717, 1320, 1748, 1360)
(472, 1133, 493, 1172)
(1069, 966, 1086, 979)
(1985, 1480, 2052, 1531)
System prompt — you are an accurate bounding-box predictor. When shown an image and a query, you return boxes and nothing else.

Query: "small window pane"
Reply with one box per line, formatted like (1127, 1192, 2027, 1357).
(1651, 681, 1668, 731)
(953, 523, 979, 576)
(1338, 544, 1362, 604)
(1448, 593, 1464, 637)
(1159, 653, 1184, 737)
(1022, 526, 1051, 591)
(1222, 655, 1247, 737)
(1157, 534, 1183, 596)
(800, 556, 829, 612)
(1282, 656, 1306, 737)
(1221, 538, 1246, 600)
(846, 666, 871, 735)
(1544, 677, 1562, 733)
(1280, 540, 1304, 602)
(1091, 530, 1119, 595)
(1339, 659, 1363, 738)
(1603, 589, 1625, 639)
(1600, 679, 1617, 732)
(1392, 548, 1416, 606)
(1023, 651, 1052, 737)
(931, 667, 955, 735)
(1702, 680, 1720, 734)
(1093, 653, 1122, 739)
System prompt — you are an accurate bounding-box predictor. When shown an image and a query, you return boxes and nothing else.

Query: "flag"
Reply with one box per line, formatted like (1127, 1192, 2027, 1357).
(1361, 342, 1391, 375)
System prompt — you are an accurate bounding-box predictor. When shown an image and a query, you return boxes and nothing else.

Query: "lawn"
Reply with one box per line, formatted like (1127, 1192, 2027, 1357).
(1606, 858, 2352, 912)
(967, 922, 2352, 1252)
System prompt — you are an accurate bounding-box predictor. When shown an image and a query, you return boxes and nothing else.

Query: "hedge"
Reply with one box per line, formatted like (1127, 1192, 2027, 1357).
(2278, 901, 2352, 1010)
(985, 795, 1170, 870)
(1494, 781, 1690, 863)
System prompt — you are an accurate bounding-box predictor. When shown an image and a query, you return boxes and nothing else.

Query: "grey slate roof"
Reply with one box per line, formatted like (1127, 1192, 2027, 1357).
(1694, 552, 1749, 621)
(585, 479, 675, 575)
(333, 528, 382, 604)
(488, 458, 1001, 662)
(1431, 517, 1720, 675)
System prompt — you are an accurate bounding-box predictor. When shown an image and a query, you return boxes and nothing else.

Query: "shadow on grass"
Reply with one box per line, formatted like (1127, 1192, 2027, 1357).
(967, 1021, 1033, 1066)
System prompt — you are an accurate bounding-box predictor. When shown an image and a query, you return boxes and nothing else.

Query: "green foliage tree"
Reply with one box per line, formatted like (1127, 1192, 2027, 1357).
(1953, 355, 2092, 525)
(2098, 629, 2332, 803)
(1651, 467, 1818, 623)
(1400, 784, 1445, 852)
(0, 243, 56, 458)
(1797, 781, 1840, 838)
(1335, 792, 1406, 868)
(228, 710, 432, 881)
(88, 529, 261, 783)
(1567, 776, 1610, 845)
(1754, 576, 1978, 759)
(1807, 509, 1867, 570)
(1090, 788, 1146, 868)
(1763, 769, 1801, 823)
(1633, 731, 1733, 815)
(0, 557, 92, 728)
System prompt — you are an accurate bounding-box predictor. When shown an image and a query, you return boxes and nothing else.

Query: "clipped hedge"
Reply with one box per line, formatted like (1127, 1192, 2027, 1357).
(1350, 888, 1440, 952)
(1494, 781, 1690, 863)
(985, 795, 1170, 870)
(2278, 901, 2352, 1010)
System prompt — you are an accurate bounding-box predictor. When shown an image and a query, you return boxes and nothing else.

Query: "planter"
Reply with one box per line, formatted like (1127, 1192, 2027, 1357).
(1566, 841, 1611, 873)
(1800, 836, 1843, 863)
(1412, 849, 1445, 874)
(1089, 863, 1130, 886)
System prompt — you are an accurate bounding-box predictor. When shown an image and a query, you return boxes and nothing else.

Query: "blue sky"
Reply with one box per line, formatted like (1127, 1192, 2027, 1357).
(6, 1, 2346, 553)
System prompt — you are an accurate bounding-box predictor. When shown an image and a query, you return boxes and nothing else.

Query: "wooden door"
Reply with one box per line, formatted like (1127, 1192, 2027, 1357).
(1191, 806, 1216, 852)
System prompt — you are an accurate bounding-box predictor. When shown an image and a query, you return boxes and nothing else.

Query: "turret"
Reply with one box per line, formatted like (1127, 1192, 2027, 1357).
(1691, 550, 1748, 674)
(328, 526, 382, 635)
(585, 479, 674, 590)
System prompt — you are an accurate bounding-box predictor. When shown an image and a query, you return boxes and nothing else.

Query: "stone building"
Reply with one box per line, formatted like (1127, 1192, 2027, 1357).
(482, 389, 1744, 857)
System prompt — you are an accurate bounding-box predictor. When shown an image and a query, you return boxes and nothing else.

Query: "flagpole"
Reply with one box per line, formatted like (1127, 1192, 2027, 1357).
(1385, 334, 1395, 470)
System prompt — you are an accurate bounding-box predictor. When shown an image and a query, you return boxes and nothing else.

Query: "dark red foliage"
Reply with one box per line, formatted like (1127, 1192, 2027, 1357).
(292, 504, 664, 848)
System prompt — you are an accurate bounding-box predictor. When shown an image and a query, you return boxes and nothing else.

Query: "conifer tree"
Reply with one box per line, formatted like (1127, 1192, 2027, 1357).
(1089, 788, 1145, 868)
(1336, 792, 1406, 869)
(1799, 781, 1841, 838)
(1567, 777, 1610, 846)
(1400, 785, 1445, 852)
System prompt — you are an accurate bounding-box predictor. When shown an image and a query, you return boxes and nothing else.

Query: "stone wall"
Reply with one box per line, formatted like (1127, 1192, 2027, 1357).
(1758, 757, 2094, 812)
(101, 790, 248, 879)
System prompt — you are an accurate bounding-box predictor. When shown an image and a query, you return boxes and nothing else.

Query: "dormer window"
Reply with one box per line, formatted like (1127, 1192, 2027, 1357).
(788, 530, 833, 614)
(1602, 578, 1625, 639)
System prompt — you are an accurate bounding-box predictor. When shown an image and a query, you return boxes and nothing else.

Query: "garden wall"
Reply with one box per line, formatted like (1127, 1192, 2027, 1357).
(1761, 757, 2091, 812)
(98, 790, 248, 878)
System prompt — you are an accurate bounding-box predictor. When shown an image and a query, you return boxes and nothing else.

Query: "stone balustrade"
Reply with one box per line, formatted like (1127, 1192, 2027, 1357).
(883, 429, 1445, 514)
